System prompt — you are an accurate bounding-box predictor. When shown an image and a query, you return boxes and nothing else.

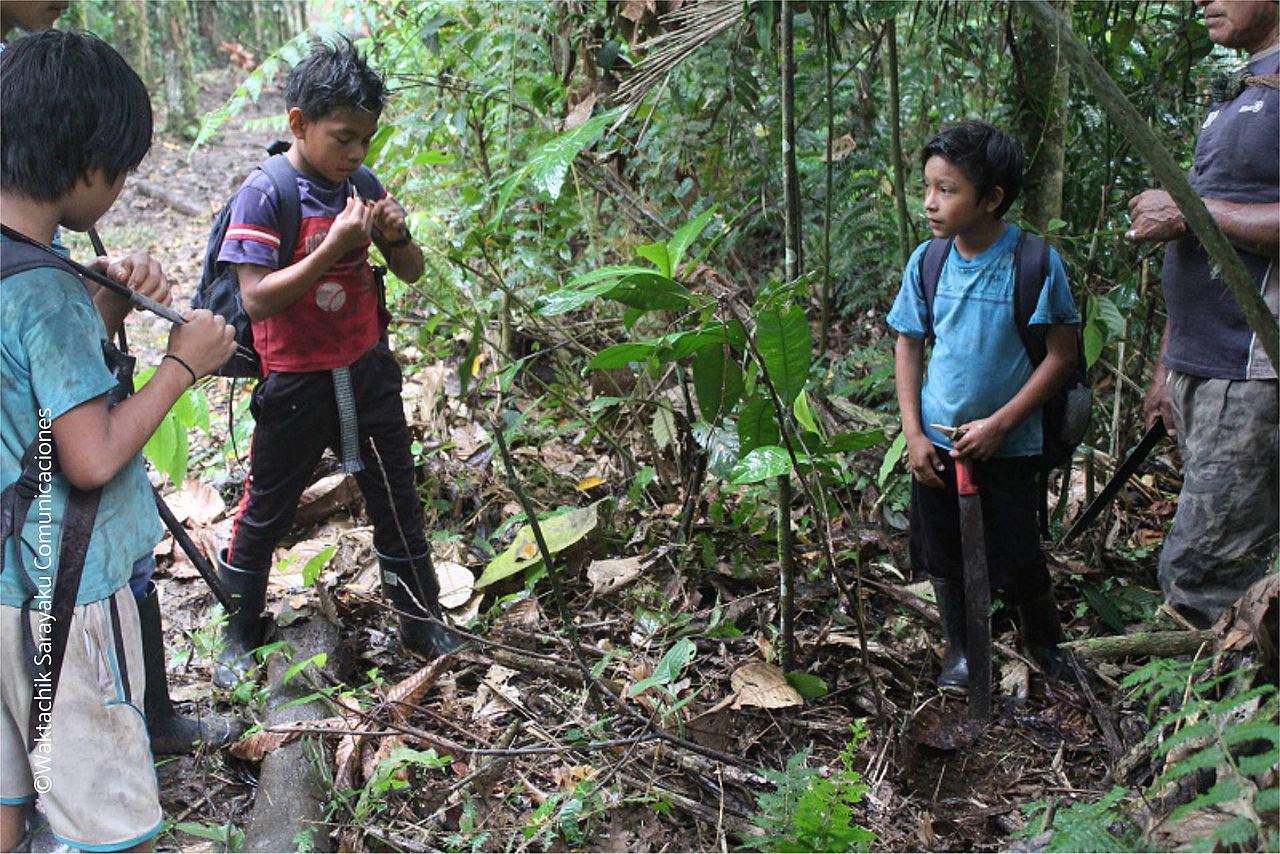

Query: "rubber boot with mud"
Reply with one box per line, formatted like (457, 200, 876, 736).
(378, 550, 464, 659)
(212, 550, 270, 690)
(138, 581, 246, 754)
(931, 576, 969, 694)
(1017, 591, 1075, 683)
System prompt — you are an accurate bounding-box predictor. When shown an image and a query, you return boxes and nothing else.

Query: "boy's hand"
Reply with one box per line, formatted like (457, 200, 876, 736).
(907, 433, 946, 489)
(950, 416, 1008, 461)
(371, 198, 410, 245)
(90, 251, 171, 306)
(167, 309, 237, 380)
(325, 195, 374, 256)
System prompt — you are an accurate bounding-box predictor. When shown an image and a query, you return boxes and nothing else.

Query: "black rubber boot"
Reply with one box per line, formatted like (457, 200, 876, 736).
(138, 582, 246, 754)
(212, 550, 270, 690)
(931, 576, 969, 694)
(378, 550, 464, 659)
(1017, 591, 1075, 683)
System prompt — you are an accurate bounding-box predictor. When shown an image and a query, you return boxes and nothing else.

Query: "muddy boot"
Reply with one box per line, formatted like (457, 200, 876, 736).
(931, 576, 969, 694)
(379, 550, 464, 659)
(138, 582, 246, 754)
(1017, 591, 1075, 683)
(212, 550, 270, 690)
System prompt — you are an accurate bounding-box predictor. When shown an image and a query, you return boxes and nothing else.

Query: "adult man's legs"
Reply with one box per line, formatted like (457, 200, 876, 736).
(1160, 372, 1279, 627)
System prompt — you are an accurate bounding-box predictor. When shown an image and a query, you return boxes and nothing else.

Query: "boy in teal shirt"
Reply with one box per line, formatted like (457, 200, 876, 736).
(0, 31, 236, 850)
(888, 121, 1080, 693)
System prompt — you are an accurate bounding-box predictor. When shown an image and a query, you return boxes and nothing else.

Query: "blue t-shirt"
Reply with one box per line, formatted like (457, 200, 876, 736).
(0, 239, 163, 606)
(887, 225, 1081, 457)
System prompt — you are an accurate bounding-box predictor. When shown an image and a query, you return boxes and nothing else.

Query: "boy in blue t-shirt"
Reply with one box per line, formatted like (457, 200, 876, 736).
(0, 32, 237, 851)
(211, 41, 458, 688)
(887, 121, 1080, 693)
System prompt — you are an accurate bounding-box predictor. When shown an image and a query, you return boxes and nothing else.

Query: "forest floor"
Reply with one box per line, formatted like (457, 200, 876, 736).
(58, 69, 1277, 854)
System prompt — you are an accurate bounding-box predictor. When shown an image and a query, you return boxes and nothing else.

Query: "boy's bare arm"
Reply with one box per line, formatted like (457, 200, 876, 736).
(51, 310, 236, 490)
(951, 324, 1078, 461)
(239, 195, 374, 321)
(895, 333, 945, 489)
(371, 197, 424, 283)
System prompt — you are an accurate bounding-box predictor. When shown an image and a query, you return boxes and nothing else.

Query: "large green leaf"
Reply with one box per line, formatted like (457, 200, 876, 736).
(692, 344, 743, 423)
(477, 504, 599, 588)
(629, 637, 697, 698)
(730, 445, 791, 484)
(493, 108, 620, 222)
(536, 280, 619, 316)
(792, 389, 819, 435)
(588, 342, 660, 370)
(635, 241, 672, 277)
(565, 265, 656, 288)
(877, 432, 907, 490)
(738, 395, 780, 453)
(824, 429, 886, 453)
(756, 304, 811, 405)
(608, 273, 691, 311)
(667, 206, 717, 276)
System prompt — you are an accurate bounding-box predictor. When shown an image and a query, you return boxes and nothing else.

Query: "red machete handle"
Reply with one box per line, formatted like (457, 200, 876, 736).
(955, 458, 979, 496)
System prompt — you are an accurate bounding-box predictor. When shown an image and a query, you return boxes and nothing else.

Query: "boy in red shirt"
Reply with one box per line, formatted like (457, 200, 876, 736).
(214, 41, 457, 686)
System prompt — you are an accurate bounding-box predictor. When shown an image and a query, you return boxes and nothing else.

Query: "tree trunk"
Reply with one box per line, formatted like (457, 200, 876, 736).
(162, 0, 199, 140)
(777, 0, 801, 673)
(819, 4, 834, 349)
(196, 0, 220, 62)
(115, 0, 150, 83)
(886, 15, 911, 267)
(1016, 0, 1072, 230)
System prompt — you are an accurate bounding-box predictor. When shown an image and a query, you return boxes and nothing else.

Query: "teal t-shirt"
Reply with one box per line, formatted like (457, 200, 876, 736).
(0, 240, 162, 606)
(886, 225, 1081, 457)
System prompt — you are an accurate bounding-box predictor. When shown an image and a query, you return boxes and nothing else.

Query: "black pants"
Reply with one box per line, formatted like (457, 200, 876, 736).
(909, 452, 1051, 605)
(228, 342, 426, 570)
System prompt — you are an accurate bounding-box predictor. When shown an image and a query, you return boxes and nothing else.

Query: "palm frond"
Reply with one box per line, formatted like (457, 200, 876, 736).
(614, 1, 746, 108)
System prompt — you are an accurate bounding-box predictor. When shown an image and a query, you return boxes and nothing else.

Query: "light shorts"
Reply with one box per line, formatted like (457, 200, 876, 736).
(0, 586, 162, 851)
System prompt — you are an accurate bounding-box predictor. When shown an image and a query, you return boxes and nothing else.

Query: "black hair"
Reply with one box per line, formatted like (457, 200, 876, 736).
(921, 121, 1024, 218)
(285, 38, 386, 120)
(1, 30, 152, 201)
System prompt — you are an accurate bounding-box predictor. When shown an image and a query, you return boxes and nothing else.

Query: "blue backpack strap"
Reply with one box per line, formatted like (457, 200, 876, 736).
(917, 237, 953, 342)
(1012, 231, 1051, 365)
(259, 153, 302, 268)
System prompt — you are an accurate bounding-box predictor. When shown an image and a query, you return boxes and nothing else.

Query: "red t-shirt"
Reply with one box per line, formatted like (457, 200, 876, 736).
(218, 167, 391, 373)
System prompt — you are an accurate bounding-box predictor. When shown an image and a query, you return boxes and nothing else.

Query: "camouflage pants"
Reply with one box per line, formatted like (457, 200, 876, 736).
(1159, 372, 1279, 627)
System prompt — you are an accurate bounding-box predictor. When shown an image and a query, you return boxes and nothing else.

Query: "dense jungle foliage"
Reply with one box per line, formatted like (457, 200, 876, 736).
(43, 0, 1279, 851)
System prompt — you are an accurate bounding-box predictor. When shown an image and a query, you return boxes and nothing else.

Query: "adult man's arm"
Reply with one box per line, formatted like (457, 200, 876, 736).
(1127, 190, 1280, 256)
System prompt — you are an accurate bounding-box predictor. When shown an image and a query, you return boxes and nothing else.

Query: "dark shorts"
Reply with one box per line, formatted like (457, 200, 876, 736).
(909, 451, 1050, 604)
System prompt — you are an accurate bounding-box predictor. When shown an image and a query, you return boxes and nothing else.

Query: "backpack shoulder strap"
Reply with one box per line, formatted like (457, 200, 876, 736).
(1012, 231, 1051, 365)
(917, 237, 953, 341)
(351, 166, 382, 203)
(259, 154, 302, 268)
(0, 237, 77, 281)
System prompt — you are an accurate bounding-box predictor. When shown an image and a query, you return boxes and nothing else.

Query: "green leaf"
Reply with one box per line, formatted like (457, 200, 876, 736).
(731, 446, 791, 484)
(1077, 581, 1127, 633)
(693, 345, 743, 423)
(535, 280, 620, 316)
(1083, 322, 1105, 367)
(458, 314, 484, 396)
(636, 241, 672, 278)
(652, 408, 677, 451)
(301, 546, 337, 588)
(793, 389, 819, 435)
(565, 265, 657, 287)
(412, 149, 454, 165)
(667, 207, 718, 275)
(608, 272, 690, 311)
(785, 672, 829, 699)
(477, 504, 599, 588)
(1046, 218, 1068, 232)
(825, 429, 885, 453)
(738, 396, 780, 453)
(629, 637, 696, 697)
(588, 342, 659, 370)
(756, 304, 811, 405)
(877, 432, 907, 490)
(492, 108, 620, 222)
(284, 652, 327, 685)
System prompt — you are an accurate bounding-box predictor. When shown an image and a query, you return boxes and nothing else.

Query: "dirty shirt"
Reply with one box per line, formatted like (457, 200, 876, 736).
(887, 225, 1080, 457)
(218, 167, 391, 373)
(0, 239, 162, 606)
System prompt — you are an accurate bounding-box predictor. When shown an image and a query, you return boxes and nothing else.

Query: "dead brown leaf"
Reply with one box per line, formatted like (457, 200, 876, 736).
(166, 479, 226, 527)
(587, 556, 646, 595)
(730, 662, 802, 710)
(564, 92, 598, 131)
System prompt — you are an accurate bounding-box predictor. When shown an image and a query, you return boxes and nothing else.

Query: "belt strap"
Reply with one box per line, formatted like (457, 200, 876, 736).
(332, 367, 364, 474)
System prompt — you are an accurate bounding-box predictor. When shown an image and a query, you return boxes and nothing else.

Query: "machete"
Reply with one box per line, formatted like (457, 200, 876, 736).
(955, 456, 992, 721)
(1062, 419, 1168, 545)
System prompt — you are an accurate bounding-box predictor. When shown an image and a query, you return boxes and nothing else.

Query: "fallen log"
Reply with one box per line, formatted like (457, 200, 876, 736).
(131, 177, 208, 218)
(1062, 630, 1214, 661)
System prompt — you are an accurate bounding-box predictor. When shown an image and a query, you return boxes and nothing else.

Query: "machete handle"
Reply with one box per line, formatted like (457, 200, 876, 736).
(955, 458, 979, 496)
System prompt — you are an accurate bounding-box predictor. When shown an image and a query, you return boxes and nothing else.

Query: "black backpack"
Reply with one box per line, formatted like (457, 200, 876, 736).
(193, 145, 383, 377)
(919, 232, 1093, 530)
